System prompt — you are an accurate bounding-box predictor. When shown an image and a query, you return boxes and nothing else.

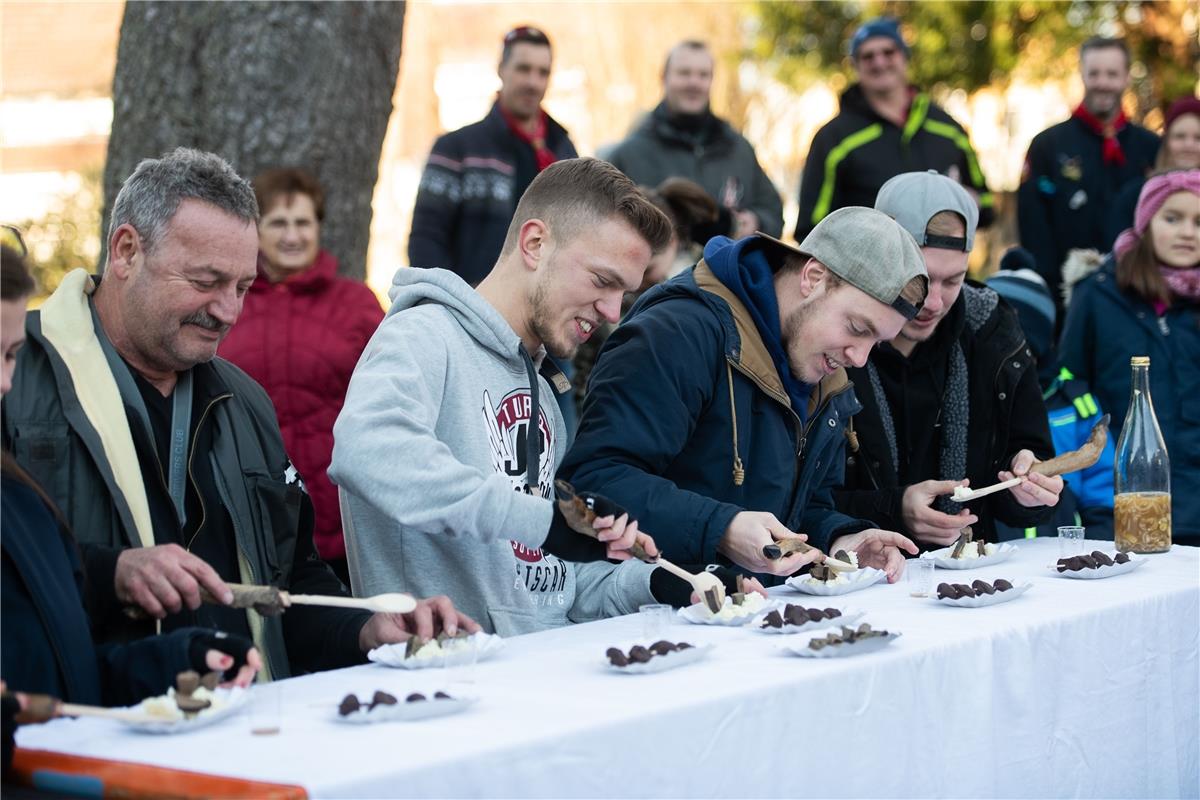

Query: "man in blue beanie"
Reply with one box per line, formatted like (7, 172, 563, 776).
(795, 17, 994, 240)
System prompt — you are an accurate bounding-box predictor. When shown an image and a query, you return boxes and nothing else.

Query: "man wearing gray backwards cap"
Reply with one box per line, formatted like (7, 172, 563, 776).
(561, 207, 924, 584)
(834, 171, 1062, 549)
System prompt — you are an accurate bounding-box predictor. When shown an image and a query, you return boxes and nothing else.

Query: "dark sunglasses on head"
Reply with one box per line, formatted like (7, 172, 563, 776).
(858, 46, 899, 63)
(1, 224, 27, 258)
(504, 25, 550, 47)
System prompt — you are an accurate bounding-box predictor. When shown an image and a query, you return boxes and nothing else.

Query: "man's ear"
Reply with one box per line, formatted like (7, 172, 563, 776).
(517, 218, 550, 273)
(107, 223, 143, 281)
(797, 257, 828, 299)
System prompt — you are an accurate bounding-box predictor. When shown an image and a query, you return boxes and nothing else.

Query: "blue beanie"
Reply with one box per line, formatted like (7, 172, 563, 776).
(987, 265, 1056, 362)
(850, 17, 910, 59)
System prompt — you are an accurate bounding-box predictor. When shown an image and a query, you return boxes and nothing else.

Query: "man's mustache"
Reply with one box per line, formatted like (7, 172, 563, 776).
(182, 310, 228, 332)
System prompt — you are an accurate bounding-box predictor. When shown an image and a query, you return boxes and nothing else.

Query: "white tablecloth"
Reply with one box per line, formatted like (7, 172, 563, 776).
(18, 539, 1200, 798)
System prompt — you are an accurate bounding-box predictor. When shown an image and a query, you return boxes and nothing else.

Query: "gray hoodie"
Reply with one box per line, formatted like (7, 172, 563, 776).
(329, 268, 656, 635)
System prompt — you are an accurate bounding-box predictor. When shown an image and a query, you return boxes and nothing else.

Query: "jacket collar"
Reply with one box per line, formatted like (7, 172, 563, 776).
(485, 99, 570, 146)
(252, 248, 338, 295)
(693, 259, 850, 415)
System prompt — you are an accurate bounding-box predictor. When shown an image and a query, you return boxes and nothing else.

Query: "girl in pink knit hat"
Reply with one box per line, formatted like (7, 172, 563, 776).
(1059, 168, 1200, 546)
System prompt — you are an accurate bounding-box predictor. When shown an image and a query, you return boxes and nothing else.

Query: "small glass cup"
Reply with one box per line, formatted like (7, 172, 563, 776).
(638, 604, 673, 640)
(906, 558, 936, 598)
(1058, 526, 1086, 557)
(249, 681, 282, 736)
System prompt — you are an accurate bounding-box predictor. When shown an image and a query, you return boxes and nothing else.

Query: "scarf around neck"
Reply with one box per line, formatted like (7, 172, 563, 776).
(500, 105, 556, 172)
(1072, 103, 1128, 166)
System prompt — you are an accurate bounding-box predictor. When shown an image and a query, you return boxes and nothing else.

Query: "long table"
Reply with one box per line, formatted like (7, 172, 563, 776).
(16, 539, 1200, 798)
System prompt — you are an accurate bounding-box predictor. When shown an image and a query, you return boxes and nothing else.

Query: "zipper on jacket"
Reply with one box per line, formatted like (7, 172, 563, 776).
(726, 357, 853, 494)
(183, 393, 231, 553)
(987, 338, 1028, 470)
(211, 463, 276, 682)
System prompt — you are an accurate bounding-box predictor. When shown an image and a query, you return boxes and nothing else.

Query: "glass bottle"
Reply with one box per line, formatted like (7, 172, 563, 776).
(1113, 356, 1172, 553)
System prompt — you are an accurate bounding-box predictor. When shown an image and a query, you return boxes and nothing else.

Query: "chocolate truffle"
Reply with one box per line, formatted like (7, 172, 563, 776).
(606, 647, 629, 667)
(405, 693, 426, 703)
(370, 691, 398, 708)
(628, 646, 652, 664)
(650, 641, 676, 656)
(434, 691, 452, 700)
(937, 582, 959, 599)
(971, 580, 995, 595)
(993, 579, 1013, 591)
(806, 608, 826, 622)
(823, 608, 841, 618)
(762, 609, 785, 629)
(1091, 551, 1114, 566)
(338, 694, 361, 716)
(1114, 552, 1131, 564)
(952, 583, 977, 598)
(676, 642, 693, 650)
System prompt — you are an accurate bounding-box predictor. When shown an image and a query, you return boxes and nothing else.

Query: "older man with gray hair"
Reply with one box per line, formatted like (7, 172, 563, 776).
(2, 147, 475, 680)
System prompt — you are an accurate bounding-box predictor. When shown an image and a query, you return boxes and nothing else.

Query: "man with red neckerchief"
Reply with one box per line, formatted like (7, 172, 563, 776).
(409, 25, 577, 288)
(1018, 36, 1159, 325)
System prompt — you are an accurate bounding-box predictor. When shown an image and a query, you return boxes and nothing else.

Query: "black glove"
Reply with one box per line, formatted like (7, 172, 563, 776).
(187, 630, 254, 682)
(542, 502, 609, 563)
(650, 564, 747, 608)
(1, 692, 18, 775)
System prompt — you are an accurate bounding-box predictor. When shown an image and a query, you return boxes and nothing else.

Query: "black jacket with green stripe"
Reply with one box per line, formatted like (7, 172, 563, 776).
(795, 84, 994, 240)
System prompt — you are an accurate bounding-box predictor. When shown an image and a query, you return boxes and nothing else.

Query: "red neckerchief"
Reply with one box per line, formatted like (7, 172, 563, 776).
(499, 105, 556, 172)
(1072, 103, 1128, 166)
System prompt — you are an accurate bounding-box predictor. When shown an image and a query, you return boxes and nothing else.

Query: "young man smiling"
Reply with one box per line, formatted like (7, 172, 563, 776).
(560, 206, 926, 584)
(836, 171, 1063, 548)
(332, 158, 689, 635)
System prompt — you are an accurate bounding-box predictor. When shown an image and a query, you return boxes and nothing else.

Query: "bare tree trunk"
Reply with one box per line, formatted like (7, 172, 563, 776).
(101, 1, 405, 279)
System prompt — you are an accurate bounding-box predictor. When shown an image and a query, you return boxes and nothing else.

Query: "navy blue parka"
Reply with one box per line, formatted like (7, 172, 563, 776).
(560, 236, 872, 583)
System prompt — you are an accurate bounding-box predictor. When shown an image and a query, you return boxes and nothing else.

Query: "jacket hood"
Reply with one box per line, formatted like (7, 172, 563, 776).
(387, 267, 529, 368)
(1061, 248, 1107, 307)
(702, 235, 812, 415)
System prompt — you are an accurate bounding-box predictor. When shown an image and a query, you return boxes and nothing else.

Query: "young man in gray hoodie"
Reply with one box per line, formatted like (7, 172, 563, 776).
(331, 158, 690, 636)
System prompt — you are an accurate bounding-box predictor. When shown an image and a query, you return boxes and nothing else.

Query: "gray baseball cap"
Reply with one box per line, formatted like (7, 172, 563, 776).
(755, 206, 928, 320)
(875, 170, 979, 252)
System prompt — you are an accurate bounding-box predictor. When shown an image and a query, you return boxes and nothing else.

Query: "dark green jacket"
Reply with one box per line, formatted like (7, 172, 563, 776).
(796, 85, 994, 240)
(608, 102, 784, 238)
(2, 301, 369, 679)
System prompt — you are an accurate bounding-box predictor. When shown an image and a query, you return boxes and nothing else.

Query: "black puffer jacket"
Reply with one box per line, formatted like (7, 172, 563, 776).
(796, 85, 994, 240)
(836, 284, 1057, 544)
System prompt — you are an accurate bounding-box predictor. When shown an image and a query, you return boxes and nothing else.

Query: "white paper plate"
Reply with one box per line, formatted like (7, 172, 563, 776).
(1050, 554, 1146, 580)
(125, 687, 249, 734)
(605, 644, 713, 674)
(750, 608, 865, 634)
(367, 632, 504, 669)
(781, 630, 901, 658)
(784, 567, 887, 596)
(333, 694, 476, 724)
(934, 581, 1032, 608)
(919, 542, 1017, 570)
(677, 595, 775, 626)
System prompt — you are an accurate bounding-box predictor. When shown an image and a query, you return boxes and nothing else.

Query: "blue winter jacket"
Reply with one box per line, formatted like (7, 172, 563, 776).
(560, 236, 871, 582)
(1059, 256, 1200, 543)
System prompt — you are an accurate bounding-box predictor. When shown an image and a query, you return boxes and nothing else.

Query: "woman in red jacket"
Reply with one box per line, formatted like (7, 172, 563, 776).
(218, 169, 383, 585)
